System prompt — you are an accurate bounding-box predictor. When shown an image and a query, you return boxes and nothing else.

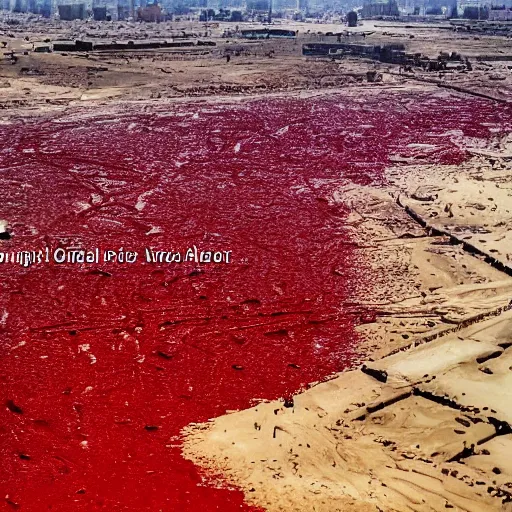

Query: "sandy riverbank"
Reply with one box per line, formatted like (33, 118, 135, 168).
(183, 134, 512, 512)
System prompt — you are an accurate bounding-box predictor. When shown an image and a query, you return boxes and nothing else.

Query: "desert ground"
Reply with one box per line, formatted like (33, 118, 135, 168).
(2, 13, 512, 512)
(1, 16, 512, 110)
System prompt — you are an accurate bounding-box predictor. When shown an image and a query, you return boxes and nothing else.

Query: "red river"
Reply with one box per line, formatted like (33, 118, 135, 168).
(0, 92, 511, 511)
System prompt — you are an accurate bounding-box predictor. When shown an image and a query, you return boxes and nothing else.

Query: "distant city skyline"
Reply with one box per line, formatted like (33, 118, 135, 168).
(1, 0, 511, 18)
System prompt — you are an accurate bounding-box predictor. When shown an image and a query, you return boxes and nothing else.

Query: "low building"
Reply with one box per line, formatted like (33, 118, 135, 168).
(240, 28, 297, 38)
(489, 7, 512, 20)
(33, 45, 51, 53)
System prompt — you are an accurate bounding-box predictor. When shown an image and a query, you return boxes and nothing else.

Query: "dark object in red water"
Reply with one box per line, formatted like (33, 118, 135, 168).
(6, 399, 23, 414)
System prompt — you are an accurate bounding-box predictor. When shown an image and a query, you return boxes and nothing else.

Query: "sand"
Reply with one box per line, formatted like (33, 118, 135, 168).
(2, 18, 512, 116)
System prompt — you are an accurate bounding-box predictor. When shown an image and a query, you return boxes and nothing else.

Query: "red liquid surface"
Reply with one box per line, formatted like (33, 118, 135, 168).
(0, 93, 511, 511)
